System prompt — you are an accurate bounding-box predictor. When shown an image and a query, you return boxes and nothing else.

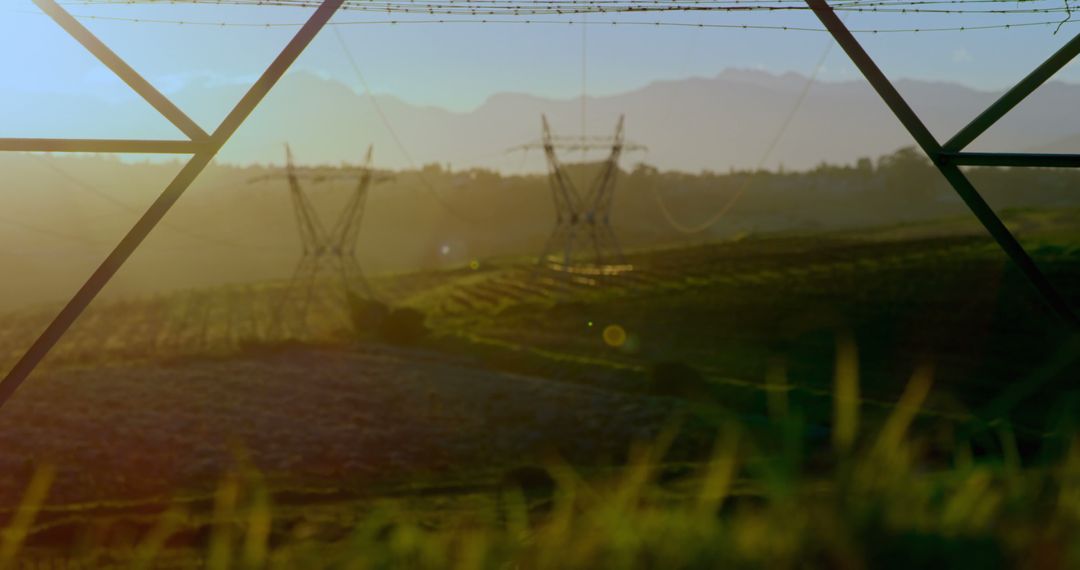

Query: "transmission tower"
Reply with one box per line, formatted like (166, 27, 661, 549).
(517, 115, 644, 271)
(268, 144, 381, 338)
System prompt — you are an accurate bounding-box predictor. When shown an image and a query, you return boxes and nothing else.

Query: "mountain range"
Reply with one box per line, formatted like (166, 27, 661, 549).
(3, 68, 1079, 172)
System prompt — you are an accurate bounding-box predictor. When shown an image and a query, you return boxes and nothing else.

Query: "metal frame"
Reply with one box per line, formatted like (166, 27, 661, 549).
(1, 0, 1075, 412)
(0, 0, 346, 409)
(806, 0, 1080, 329)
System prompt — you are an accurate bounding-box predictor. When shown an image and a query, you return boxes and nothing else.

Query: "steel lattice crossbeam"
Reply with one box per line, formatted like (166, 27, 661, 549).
(0, 0, 1077, 415)
(0, 0, 347, 410)
(804, 0, 1080, 329)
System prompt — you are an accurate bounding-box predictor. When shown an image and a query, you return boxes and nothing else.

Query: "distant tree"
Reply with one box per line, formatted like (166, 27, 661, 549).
(632, 162, 659, 177)
(876, 146, 929, 171)
(855, 157, 874, 175)
(420, 162, 445, 176)
(877, 146, 941, 203)
(348, 293, 389, 339)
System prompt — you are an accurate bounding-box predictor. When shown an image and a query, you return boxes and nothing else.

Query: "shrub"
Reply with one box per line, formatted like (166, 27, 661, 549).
(379, 307, 429, 345)
(347, 293, 390, 338)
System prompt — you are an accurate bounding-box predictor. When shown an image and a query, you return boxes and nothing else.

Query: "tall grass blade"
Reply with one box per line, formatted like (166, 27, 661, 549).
(0, 465, 54, 570)
(833, 332, 860, 455)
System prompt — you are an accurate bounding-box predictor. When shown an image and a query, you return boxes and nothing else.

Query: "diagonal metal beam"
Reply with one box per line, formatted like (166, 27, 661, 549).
(944, 32, 1080, 153)
(33, 0, 210, 142)
(805, 0, 1078, 329)
(0, 138, 205, 154)
(807, 2, 940, 155)
(0, 0, 346, 410)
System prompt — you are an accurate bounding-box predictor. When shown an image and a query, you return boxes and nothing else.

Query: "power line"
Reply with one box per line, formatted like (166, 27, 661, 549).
(581, 9, 588, 191)
(28, 154, 288, 250)
(43, 11, 1080, 33)
(60, 0, 1080, 18)
(0, 215, 114, 247)
(649, 31, 834, 234)
(332, 26, 500, 226)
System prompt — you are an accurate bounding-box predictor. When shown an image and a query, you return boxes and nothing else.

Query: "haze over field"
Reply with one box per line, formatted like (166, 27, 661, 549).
(2, 4, 1080, 565)
(4, 69, 1080, 172)
(2, 147, 1078, 312)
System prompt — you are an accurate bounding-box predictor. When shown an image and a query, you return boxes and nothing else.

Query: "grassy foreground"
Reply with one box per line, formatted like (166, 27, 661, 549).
(4, 348, 1080, 569)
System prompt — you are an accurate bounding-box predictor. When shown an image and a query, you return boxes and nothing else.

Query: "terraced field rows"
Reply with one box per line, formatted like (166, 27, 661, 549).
(1, 234, 1074, 381)
(425, 237, 1008, 325)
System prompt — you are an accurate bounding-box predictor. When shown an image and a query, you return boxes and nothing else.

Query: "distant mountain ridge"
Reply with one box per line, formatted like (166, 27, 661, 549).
(3, 68, 1079, 171)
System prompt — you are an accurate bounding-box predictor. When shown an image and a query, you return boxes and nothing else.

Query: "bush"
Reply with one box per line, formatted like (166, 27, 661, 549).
(379, 308, 429, 345)
(347, 294, 390, 338)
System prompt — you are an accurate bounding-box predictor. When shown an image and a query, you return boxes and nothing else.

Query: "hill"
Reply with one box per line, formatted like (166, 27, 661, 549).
(5, 69, 1080, 172)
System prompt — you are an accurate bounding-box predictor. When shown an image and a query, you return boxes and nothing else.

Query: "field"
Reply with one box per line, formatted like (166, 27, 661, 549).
(0, 209, 1077, 565)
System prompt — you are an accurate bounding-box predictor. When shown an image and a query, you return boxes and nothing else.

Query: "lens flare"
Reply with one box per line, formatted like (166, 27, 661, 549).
(602, 324, 627, 347)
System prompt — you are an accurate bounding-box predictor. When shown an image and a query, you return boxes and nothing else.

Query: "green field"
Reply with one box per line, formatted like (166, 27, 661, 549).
(0, 210, 1078, 566)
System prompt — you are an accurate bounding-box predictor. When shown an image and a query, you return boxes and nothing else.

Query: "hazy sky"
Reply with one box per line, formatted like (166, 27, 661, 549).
(2, 0, 1080, 116)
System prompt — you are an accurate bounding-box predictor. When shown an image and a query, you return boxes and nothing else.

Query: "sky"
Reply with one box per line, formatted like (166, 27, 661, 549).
(2, 0, 1080, 118)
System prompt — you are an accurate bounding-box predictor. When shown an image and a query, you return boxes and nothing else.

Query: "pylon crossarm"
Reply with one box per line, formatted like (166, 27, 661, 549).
(512, 140, 645, 153)
(805, 0, 1078, 329)
(248, 169, 374, 184)
(942, 152, 1080, 168)
(0, 139, 205, 154)
(0, 0, 347, 410)
(944, 32, 1080, 153)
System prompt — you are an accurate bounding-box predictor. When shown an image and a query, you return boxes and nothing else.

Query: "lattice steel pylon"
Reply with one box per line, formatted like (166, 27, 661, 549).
(525, 114, 645, 270)
(0, 0, 347, 411)
(268, 144, 378, 338)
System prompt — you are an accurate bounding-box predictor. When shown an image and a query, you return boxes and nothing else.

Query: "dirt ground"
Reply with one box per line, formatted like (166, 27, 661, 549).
(0, 343, 670, 507)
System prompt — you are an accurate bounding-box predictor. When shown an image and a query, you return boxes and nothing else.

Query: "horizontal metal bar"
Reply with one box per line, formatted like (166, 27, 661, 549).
(944, 32, 1080, 153)
(941, 152, 1080, 168)
(0, 139, 204, 154)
